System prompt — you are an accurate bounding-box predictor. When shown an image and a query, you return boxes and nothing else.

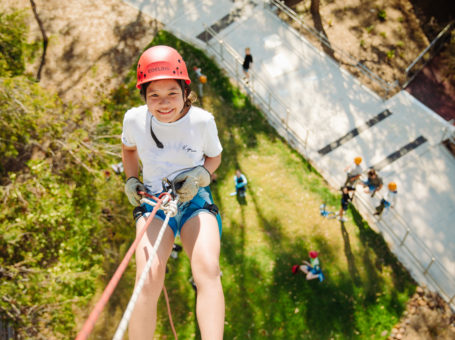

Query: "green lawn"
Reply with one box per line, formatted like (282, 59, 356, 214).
(93, 31, 416, 340)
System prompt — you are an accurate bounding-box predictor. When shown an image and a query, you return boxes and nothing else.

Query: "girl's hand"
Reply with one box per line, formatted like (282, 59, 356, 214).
(125, 177, 145, 206)
(172, 166, 211, 202)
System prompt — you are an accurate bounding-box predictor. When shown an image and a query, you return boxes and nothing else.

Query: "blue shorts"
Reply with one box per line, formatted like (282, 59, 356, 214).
(306, 265, 324, 282)
(141, 186, 222, 237)
(381, 199, 391, 208)
(363, 181, 377, 192)
(341, 199, 349, 211)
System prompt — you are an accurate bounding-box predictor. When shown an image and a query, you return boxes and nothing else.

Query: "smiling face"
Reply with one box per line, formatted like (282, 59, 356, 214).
(146, 79, 186, 123)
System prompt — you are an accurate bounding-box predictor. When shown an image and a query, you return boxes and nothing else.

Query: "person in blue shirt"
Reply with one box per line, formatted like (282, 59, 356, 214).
(234, 170, 247, 197)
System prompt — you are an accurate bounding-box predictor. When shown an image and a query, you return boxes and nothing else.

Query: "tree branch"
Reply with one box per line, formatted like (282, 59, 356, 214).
(29, 0, 48, 81)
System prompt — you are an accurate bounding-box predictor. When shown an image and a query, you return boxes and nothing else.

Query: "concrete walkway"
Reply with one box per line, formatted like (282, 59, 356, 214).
(123, 0, 455, 306)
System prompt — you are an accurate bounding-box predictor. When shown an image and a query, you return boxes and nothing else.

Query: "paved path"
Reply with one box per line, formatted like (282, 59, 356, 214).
(123, 0, 455, 306)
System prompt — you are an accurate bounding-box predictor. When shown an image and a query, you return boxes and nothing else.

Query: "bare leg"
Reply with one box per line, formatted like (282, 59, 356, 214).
(299, 265, 309, 274)
(338, 208, 344, 219)
(181, 213, 224, 340)
(128, 216, 175, 340)
(306, 272, 319, 280)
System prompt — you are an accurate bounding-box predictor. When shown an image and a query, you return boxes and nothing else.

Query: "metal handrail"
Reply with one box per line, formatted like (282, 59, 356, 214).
(204, 26, 290, 114)
(402, 20, 454, 88)
(267, 0, 398, 97)
(353, 191, 455, 309)
(203, 25, 313, 156)
(405, 21, 454, 74)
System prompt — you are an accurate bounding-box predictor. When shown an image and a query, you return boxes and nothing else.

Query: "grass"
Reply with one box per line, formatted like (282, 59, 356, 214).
(91, 31, 416, 339)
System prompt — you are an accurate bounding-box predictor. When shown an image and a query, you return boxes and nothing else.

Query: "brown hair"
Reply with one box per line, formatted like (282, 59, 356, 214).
(140, 80, 197, 109)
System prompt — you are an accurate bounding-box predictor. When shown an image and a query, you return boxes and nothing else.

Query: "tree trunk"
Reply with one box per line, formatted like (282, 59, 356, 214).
(311, 0, 320, 15)
(29, 0, 48, 81)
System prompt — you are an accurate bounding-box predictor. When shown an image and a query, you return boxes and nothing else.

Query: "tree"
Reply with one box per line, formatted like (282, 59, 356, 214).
(310, 0, 320, 15)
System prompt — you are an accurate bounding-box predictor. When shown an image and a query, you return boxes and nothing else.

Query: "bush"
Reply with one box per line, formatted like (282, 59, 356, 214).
(0, 10, 28, 77)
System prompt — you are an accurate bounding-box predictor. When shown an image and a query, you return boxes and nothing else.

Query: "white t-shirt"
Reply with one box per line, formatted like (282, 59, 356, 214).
(122, 105, 222, 193)
(346, 163, 362, 177)
(384, 190, 397, 206)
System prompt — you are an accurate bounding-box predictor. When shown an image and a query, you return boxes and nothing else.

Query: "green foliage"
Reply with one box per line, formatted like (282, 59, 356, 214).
(0, 73, 131, 338)
(0, 19, 131, 337)
(0, 77, 64, 177)
(377, 9, 387, 22)
(365, 25, 374, 34)
(387, 49, 396, 59)
(0, 10, 28, 77)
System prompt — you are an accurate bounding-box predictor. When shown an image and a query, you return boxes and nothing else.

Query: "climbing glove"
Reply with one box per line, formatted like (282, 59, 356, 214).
(125, 177, 146, 206)
(172, 166, 211, 203)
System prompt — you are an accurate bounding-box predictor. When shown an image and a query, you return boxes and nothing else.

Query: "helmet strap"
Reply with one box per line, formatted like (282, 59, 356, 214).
(150, 117, 164, 149)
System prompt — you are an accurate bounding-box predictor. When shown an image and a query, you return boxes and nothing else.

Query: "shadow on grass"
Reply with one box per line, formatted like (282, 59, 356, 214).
(340, 221, 362, 286)
(222, 211, 259, 338)
(351, 207, 416, 292)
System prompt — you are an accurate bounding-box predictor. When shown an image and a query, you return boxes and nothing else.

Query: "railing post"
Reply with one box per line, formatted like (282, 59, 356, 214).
(305, 130, 309, 152)
(220, 40, 224, 62)
(285, 108, 290, 129)
(400, 228, 410, 246)
(423, 257, 435, 275)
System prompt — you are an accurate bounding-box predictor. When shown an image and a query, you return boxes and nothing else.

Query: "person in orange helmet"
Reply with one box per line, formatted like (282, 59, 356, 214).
(344, 156, 363, 186)
(122, 45, 224, 339)
(374, 182, 398, 217)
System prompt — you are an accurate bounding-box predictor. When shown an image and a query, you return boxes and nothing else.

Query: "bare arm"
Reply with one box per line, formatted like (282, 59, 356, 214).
(204, 153, 222, 175)
(122, 144, 140, 179)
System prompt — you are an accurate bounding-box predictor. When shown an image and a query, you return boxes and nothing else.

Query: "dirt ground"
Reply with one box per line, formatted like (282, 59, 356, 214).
(406, 53, 455, 121)
(1, 0, 454, 338)
(0, 0, 162, 116)
(281, 0, 455, 101)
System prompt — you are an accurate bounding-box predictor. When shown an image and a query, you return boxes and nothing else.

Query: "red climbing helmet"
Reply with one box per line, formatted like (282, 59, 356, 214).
(136, 45, 191, 89)
(309, 251, 319, 259)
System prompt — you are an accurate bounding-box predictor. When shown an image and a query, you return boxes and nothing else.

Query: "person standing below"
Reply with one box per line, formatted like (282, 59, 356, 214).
(337, 185, 355, 222)
(362, 168, 383, 197)
(242, 47, 253, 83)
(234, 169, 247, 197)
(374, 182, 397, 217)
(344, 156, 363, 186)
(122, 45, 224, 340)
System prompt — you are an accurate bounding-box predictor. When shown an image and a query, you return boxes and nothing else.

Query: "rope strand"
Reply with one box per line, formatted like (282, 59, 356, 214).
(112, 197, 177, 340)
(75, 198, 164, 340)
(163, 285, 178, 340)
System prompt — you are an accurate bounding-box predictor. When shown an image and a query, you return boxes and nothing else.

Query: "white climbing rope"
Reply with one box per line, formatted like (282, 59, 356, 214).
(112, 195, 179, 340)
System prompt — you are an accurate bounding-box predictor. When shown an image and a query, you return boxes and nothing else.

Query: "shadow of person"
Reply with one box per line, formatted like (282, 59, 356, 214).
(236, 193, 247, 205)
(340, 221, 361, 286)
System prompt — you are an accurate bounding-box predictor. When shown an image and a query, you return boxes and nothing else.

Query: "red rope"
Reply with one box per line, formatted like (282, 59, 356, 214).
(163, 285, 178, 340)
(75, 196, 163, 340)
